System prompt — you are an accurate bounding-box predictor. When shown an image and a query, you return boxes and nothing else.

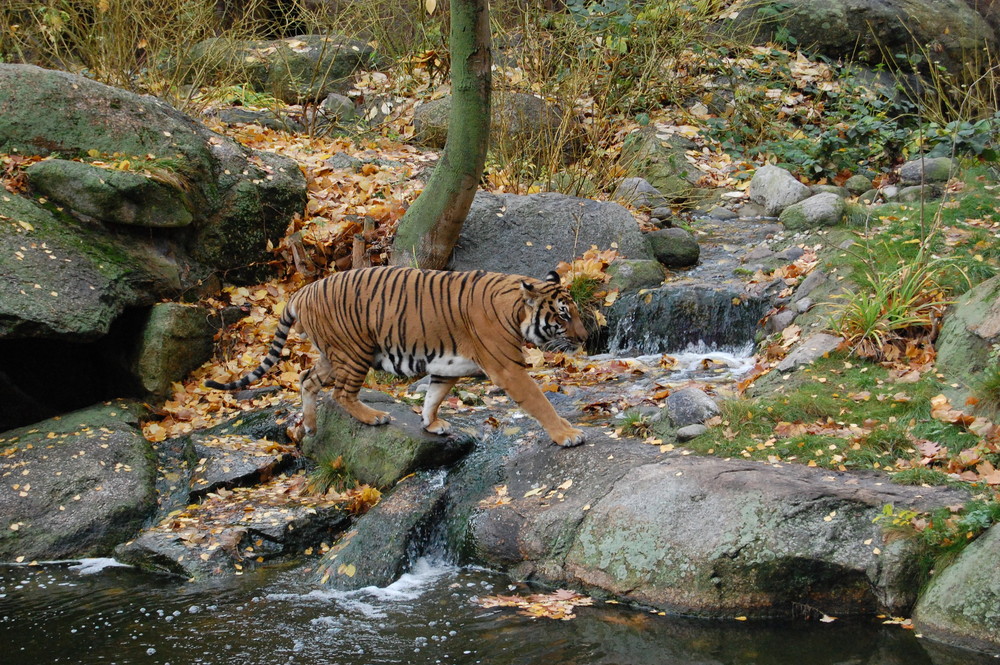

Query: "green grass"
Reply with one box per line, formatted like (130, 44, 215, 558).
(689, 352, 990, 479)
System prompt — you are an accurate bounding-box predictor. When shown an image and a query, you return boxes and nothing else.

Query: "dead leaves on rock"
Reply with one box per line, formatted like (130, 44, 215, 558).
(475, 588, 594, 621)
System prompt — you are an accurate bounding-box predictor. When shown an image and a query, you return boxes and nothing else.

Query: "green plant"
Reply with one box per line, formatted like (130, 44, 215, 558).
(890, 467, 954, 486)
(619, 409, 653, 438)
(308, 452, 355, 495)
(973, 343, 1000, 415)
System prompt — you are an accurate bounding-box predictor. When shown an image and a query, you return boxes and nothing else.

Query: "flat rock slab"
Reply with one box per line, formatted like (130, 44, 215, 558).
(115, 474, 352, 579)
(189, 436, 297, 501)
(0, 402, 156, 560)
(443, 428, 968, 618)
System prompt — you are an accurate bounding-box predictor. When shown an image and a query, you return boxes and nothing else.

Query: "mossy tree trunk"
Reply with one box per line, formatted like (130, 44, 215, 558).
(390, 0, 491, 269)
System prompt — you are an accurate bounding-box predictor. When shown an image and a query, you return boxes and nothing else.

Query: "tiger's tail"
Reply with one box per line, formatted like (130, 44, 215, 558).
(205, 303, 297, 391)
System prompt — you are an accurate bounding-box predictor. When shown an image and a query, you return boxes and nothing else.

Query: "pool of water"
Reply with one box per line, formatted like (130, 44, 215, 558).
(2, 558, 993, 665)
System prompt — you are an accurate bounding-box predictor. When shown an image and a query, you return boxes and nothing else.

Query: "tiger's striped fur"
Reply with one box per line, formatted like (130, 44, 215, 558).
(206, 266, 588, 447)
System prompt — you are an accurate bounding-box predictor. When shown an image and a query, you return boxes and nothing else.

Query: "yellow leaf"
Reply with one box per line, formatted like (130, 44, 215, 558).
(425, 0, 437, 14)
(87, 149, 100, 158)
(18, 221, 33, 232)
(338, 563, 356, 577)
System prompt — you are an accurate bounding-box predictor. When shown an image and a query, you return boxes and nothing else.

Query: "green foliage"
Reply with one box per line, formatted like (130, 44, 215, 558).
(619, 409, 652, 438)
(973, 343, 1000, 415)
(308, 452, 355, 495)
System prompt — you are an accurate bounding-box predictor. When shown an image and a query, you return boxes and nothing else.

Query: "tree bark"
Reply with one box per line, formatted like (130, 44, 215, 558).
(390, 0, 491, 269)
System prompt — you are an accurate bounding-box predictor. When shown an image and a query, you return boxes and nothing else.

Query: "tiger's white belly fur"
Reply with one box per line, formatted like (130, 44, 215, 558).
(372, 351, 481, 378)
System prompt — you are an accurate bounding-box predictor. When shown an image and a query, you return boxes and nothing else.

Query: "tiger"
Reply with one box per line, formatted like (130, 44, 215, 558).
(206, 266, 588, 447)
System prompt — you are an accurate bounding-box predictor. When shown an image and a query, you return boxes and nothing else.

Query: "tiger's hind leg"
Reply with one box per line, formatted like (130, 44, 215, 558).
(329, 349, 391, 426)
(300, 355, 336, 435)
(421, 375, 459, 434)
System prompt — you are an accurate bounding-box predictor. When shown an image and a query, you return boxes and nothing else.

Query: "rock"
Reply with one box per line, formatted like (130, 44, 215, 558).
(859, 188, 880, 205)
(215, 107, 305, 133)
(131, 303, 219, 398)
(0, 402, 156, 560)
(779, 193, 846, 231)
(449, 191, 653, 277)
(765, 309, 797, 334)
(810, 184, 848, 198)
(796, 270, 829, 298)
(794, 297, 813, 313)
(935, 275, 1000, 408)
(301, 390, 474, 489)
(665, 387, 720, 427)
(899, 156, 956, 184)
(613, 177, 668, 209)
(607, 284, 771, 354)
(749, 165, 812, 216)
(913, 524, 1000, 653)
(413, 91, 566, 151)
(26, 160, 194, 228)
(704, 205, 738, 221)
(845, 174, 874, 195)
(897, 184, 942, 202)
(606, 259, 665, 292)
(324, 151, 363, 171)
(188, 437, 297, 501)
(184, 34, 380, 103)
(315, 471, 448, 589)
(442, 428, 968, 617)
(646, 227, 701, 268)
(320, 93, 358, 122)
(0, 64, 306, 282)
(731, 0, 996, 76)
(676, 424, 708, 441)
(735, 202, 768, 218)
(621, 127, 701, 201)
(776, 332, 844, 372)
(650, 206, 674, 222)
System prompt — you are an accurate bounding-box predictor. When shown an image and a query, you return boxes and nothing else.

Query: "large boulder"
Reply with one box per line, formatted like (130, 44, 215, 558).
(731, 0, 997, 75)
(0, 64, 306, 281)
(779, 192, 847, 231)
(621, 126, 702, 201)
(443, 428, 968, 618)
(448, 191, 653, 277)
(182, 34, 381, 103)
(749, 165, 811, 216)
(913, 524, 1000, 653)
(130, 303, 222, 398)
(0, 402, 157, 560)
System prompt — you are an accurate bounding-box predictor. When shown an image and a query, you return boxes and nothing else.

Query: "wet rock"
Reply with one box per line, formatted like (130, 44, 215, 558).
(765, 309, 797, 334)
(779, 193, 846, 231)
(302, 390, 473, 489)
(776, 333, 844, 372)
(315, 471, 448, 589)
(449, 191, 652, 277)
(646, 227, 701, 268)
(0, 402, 157, 560)
(899, 157, 956, 185)
(650, 206, 674, 223)
(188, 437, 297, 501)
(913, 524, 1000, 653)
(606, 259, 665, 292)
(613, 177, 668, 210)
(749, 165, 811, 216)
(665, 387, 720, 427)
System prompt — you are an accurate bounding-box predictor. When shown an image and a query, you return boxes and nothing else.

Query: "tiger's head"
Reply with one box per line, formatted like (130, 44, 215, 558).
(520, 271, 588, 351)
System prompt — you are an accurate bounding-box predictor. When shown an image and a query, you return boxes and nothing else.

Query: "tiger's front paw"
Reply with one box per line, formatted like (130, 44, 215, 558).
(424, 418, 451, 435)
(368, 410, 391, 426)
(552, 427, 585, 448)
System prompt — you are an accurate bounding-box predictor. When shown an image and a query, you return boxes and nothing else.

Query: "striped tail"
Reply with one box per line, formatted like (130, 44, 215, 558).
(205, 304, 296, 391)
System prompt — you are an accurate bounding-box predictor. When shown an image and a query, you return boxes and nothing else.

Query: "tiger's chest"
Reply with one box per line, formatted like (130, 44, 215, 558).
(372, 350, 481, 378)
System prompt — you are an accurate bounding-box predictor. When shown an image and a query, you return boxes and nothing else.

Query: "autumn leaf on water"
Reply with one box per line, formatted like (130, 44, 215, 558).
(475, 589, 594, 620)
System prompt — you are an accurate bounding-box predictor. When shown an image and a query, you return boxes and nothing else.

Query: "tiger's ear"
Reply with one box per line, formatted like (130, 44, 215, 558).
(521, 280, 538, 305)
(545, 271, 561, 284)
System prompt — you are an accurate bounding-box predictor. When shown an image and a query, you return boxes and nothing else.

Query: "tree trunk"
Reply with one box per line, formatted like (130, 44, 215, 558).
(390, 0, 491, 270)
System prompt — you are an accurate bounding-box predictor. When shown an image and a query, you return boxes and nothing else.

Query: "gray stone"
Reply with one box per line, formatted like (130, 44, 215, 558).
(301, 390, 473, 489)
(324, 151, 363, 171)
(665, 387, 720, 427)
(775, 246, 805, 262)
(188, 437, 295, 501)
(810, 184, 848, 198)
(414, 91, 566, 151)
(735, 202, 768, 218)
(899, 157, 956, 185)
(779, 192, 846, 231)
(0, 402, 156, 560)
(449, 191, 652, 277)
(676, 424, 708, 441)
(897, 184, 942, 203)
(646, 227, 700, 268)
(765, 309, 797, 334)
(793, 297, 813, 313)
(913, 524, 1000, 653)
(776, 332, 844, 372)
(859, 188, 880, 205)
(132, 303, 218, 397)
(650, 206, 674, 221)
(216, 107, 305, 132)
(935, 275, 1000, 409)
(705, 205, 739, 220)
(321, 92, 357, 121)
(749, 165, 812, 216)
(845, 174, 874, 195)
(744, 246, 776, 262)
(613, 177, 668, 209)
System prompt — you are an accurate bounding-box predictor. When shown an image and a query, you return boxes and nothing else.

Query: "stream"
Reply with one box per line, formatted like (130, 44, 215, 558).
(2, 557, 993, 665)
